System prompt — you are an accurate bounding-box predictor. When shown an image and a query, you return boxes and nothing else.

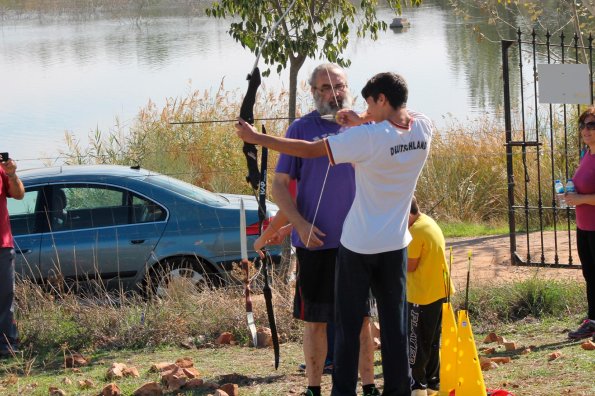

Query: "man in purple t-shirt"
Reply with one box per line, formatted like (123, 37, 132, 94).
(0, 154, 25, 358)
(272, 64, 377, 396)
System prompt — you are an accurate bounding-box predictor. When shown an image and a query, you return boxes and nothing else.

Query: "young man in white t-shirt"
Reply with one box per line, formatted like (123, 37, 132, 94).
(236, 72, 433, 396)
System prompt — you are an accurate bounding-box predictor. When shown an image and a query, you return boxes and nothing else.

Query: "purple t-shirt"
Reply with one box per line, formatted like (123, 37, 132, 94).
(275, 110, 355, 249)
(573, 150, 595, 231)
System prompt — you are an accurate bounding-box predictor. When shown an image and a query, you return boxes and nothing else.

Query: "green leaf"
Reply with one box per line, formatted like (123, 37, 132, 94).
(205, 0, 422, 118)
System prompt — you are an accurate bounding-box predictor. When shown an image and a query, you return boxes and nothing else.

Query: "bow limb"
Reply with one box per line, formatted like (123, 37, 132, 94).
(240, 68, 262, 190)
(240, 199, 258, 348)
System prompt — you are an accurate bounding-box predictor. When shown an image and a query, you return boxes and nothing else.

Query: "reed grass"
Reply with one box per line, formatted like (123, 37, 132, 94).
(454, 277, 586, 326)
(15, 273, 301, 357)
(61, 82, 310, 196)
(62, 83, 583, 226)
(13, 272, 586, 358)
(56, 86, 440, 219)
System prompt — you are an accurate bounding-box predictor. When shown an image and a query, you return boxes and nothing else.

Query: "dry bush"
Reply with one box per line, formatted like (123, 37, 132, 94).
(58, 82, 588, 238)
(416, 117, 508, 223)
(454, 277, 585, 326)
(61, 82, 311, 197)
(15, 270, 299, 355)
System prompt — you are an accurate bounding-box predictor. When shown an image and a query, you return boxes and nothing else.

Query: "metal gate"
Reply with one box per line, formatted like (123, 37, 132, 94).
(502, 29, 592, 268)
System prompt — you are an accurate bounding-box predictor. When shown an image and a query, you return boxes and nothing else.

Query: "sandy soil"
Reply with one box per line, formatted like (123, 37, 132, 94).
(447, 231, 584, 290)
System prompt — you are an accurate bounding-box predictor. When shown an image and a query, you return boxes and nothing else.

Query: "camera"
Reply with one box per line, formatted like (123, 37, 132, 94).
(0, 153, 8, 163)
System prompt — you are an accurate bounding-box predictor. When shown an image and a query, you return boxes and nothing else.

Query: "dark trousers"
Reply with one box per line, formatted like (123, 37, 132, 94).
(408, 298, 444, 391)
(0, 248, 18, 350)
(577, 228, 595, 320)
(327, 321, 335, 362)
(332, 246, 410, 396)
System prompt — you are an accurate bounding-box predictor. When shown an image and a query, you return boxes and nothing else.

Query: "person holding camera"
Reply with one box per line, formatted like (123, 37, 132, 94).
(0, 153, 25, 357)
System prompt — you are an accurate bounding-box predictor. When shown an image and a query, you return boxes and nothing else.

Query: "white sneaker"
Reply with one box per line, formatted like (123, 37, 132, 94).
(411, 390, 427, 396)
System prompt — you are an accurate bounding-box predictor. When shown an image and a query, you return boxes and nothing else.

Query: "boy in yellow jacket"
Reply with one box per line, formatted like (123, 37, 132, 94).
(407, 196, 455, 396)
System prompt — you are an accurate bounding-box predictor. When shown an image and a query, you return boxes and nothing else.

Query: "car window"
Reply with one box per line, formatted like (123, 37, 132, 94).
(8, 189, 40, 236)
(7, 190, 38, 216)
(148, 174, 228, 206)
(50, 184, 165, 231)
(64, 186, 122, 209)
(132, 195, 166, 223)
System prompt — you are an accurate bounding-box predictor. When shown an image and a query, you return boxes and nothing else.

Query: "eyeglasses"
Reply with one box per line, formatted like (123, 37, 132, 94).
(579, 121, 595, 130)
(315, 83, 348, 94)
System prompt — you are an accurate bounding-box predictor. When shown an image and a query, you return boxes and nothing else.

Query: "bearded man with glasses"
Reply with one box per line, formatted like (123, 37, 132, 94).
(271, 63, 378, 396)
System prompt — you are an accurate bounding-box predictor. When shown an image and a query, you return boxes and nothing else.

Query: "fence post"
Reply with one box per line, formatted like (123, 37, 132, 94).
(502, 39, 516, 264)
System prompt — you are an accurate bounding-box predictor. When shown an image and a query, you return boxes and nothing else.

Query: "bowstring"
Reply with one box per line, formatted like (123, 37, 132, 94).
(304, 69, 339, 248)
(303, 3, 341, 249)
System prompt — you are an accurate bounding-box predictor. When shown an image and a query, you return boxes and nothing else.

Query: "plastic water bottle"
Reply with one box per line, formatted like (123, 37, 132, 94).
(565, 179, 576, 194)
(554, 180, 566, 209)
(565, 179, 576, 207)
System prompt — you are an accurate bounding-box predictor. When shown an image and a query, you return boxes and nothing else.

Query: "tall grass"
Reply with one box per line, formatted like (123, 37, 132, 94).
(61, 84, 507, 223)
(454, 277, 585, 325)
(14, 275, 586, 356)
(62, 82, 308, 196)
(60, 83, 582, 226)
(16, 276, 301, 356)
(415, 117, 509, 222)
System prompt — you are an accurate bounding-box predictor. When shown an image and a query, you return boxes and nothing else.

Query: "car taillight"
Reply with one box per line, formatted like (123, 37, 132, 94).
(246, 217, 272, 236)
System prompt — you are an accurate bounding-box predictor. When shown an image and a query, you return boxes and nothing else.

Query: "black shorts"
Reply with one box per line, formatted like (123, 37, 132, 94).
(293, 247, 337, 322)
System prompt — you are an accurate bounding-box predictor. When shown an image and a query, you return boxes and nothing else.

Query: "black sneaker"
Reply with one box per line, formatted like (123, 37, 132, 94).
(323, 359, 333, 375)
(568, 319, 595, 340)
(363, 387, 381, 396)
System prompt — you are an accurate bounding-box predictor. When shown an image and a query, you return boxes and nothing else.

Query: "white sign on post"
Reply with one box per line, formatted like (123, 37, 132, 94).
(538, 64, 591, 104)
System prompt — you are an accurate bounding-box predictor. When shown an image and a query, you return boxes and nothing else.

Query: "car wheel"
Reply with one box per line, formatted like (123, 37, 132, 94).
(149, 258, 209, 298)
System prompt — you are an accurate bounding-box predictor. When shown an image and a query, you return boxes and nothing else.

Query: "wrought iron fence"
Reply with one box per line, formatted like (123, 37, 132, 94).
(502, 29, 592, 268)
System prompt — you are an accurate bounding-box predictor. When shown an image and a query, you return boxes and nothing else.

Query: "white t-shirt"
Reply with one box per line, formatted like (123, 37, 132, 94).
(324, 110, 433, 254)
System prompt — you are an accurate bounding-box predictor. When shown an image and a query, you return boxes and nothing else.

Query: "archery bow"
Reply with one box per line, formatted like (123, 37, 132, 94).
(239, 69, 282, 368)
(237, 0, 298, 368)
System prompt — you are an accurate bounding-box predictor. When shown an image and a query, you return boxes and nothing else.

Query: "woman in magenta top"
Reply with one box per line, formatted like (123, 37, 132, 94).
(566, 107, 595, 340)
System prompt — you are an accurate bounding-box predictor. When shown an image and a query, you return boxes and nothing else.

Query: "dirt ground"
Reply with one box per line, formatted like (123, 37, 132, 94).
(447, 231, 584, 290)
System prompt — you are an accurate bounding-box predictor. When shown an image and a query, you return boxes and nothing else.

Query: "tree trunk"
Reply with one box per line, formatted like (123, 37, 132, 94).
(288, 54, 307, 121)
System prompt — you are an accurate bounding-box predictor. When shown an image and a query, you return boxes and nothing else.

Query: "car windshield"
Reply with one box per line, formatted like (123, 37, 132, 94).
(149, 174, 228, 206)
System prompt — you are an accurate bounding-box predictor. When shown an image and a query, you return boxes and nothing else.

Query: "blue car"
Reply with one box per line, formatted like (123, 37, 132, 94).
(7, 165, 280, 296)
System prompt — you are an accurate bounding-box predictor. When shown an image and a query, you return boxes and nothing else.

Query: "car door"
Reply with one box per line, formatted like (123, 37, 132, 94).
(38, 183, 167, 290)
(7, 186, 45, 281)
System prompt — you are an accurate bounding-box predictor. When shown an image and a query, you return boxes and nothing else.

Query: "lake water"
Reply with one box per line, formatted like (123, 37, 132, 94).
(0, 1, 504, 169)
